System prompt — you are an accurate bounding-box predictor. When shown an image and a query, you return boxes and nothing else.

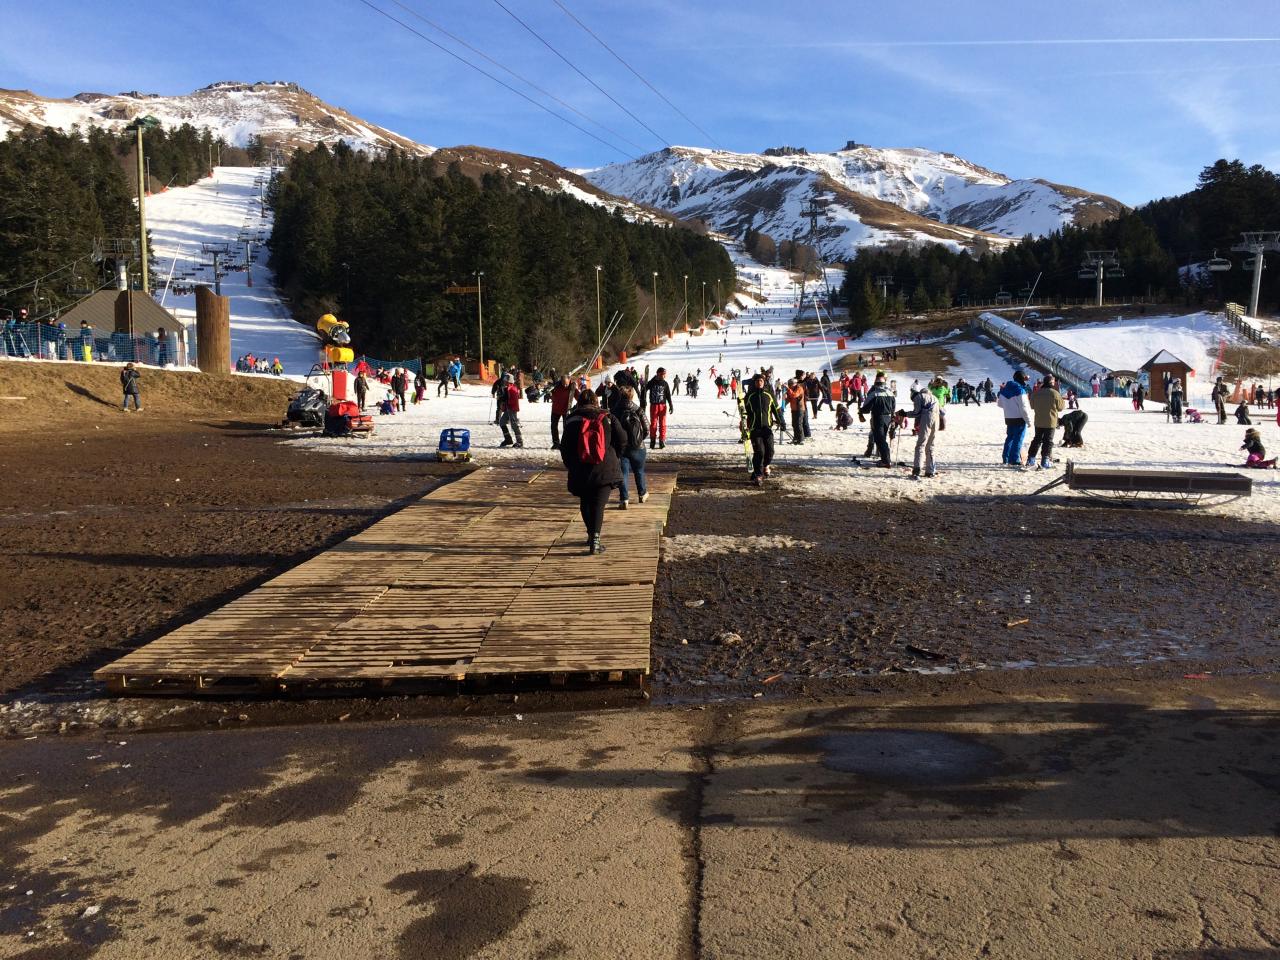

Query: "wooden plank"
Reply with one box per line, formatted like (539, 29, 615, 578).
(96, 467, 674, 689)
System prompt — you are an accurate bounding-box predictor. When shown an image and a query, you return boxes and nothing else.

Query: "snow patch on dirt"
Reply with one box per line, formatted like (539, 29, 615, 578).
(662, 534, 814, 560)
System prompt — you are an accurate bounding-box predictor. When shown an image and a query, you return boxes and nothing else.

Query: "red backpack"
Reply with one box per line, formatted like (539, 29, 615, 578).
(578, 411, 608, 465)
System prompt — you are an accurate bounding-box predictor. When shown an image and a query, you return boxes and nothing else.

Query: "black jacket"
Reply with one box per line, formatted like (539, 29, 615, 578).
(645, 376, 674, 409)
(559, 402, 626, 496)
(742, 386, 780, 433)
(860, 385, 895, 421)
(120, 368, 140, 394)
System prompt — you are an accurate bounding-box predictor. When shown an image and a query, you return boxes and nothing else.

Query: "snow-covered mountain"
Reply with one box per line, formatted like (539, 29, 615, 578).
(584, 144, 1127, 259)
(0, 81, 434, 156)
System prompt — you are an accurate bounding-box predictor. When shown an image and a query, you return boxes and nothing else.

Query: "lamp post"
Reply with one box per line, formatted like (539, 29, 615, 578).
(652, 271, 659, 340)
(701, 281, 706, 321)
(716, 278, 722, 315)
(594, 264, 603, 347)
(682, 274, 688, 328)
(475, 270, 485, 371)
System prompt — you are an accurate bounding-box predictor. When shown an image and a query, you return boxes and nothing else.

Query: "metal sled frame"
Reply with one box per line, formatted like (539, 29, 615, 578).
(1032, 460, 1253, 507)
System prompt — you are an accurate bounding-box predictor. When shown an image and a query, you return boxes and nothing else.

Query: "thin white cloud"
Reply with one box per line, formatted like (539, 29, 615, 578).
(1165, 77, 1242, 159)
(769, 37, 1280, 50)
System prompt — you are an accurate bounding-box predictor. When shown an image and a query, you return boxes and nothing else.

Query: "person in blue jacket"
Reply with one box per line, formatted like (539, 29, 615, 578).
(996, 370, 1033, 467)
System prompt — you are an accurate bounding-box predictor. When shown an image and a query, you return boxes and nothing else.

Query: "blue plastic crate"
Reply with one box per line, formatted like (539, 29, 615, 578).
(438, 428, 470, 453)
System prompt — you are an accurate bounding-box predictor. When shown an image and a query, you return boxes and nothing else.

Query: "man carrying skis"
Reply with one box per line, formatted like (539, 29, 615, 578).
(743, 373, 782, 486)
(646, 367, 674, 449)
(859, 373, 896, 466)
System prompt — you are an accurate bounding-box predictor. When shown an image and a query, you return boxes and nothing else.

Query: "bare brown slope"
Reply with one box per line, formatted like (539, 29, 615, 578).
(0, 360, 297, 430)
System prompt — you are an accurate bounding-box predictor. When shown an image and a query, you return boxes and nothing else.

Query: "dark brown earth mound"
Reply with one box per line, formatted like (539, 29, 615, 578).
(0, 359, 297, 429)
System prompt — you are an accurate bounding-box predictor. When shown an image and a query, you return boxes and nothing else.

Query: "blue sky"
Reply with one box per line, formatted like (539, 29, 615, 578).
(4, 0, 1279, 205)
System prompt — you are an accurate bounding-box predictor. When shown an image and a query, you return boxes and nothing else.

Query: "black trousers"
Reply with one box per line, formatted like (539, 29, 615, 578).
(790, 407, 804, 443)
(750, 430, 774, 477)
(550, 412, 566, 446)
(579, 486, 612, 539)
(1027, 426, 1055, 464)
(871, 419, 891, 464)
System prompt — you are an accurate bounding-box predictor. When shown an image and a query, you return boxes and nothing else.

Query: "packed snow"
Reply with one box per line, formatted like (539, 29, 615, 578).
(1038, 313, 1260, 402)
(287, 259, 1279, 522)
(146, 166, 324, 375)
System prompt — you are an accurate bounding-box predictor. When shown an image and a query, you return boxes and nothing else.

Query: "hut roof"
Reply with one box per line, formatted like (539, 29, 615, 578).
(1141, 350, 1193, 372)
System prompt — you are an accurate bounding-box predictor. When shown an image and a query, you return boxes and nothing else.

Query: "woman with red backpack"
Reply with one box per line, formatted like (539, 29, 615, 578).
(559, 391, 627, 555)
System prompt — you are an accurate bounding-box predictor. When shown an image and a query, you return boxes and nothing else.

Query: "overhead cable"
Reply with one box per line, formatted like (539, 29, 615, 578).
(550, 0, 723, 149)
(491, 0, 670, 147)
(353, 0, 635, 160)
(387, 0, 646, 153)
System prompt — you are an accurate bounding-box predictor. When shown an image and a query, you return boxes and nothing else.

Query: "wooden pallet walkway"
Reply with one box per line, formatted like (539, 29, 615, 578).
(95, 467, 677, 694)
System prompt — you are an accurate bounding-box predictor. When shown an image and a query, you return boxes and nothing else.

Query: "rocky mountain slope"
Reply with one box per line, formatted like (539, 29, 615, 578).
(0, 81, 434, 156)
(584, 144, 1127, 259)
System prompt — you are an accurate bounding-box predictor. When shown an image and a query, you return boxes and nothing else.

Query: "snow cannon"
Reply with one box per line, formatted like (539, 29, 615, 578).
(316, 313, 354, 365)
(316, 313, 351, 346)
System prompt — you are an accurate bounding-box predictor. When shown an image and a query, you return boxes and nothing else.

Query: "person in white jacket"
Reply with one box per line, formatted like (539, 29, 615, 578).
(996, 370, 1034, 467)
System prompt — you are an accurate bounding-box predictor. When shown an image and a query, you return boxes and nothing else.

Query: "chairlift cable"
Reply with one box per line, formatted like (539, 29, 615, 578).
(353, 0, 636, 160)
(549, 0, 724, 149)
(386, 0, 647, 153)
(491, 0, 670, 147)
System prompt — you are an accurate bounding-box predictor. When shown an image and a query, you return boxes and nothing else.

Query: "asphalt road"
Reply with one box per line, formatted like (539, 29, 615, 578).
(3, 678, 1279, 959)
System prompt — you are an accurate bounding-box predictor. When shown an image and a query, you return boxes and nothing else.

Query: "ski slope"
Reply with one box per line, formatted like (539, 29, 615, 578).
(146, 166, 323, 374)
(1039, 313, 1256, 403)
(290, 257, 1279, 522)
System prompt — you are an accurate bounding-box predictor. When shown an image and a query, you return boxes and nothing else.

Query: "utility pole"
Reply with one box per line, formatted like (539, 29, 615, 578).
(245, 241, 253, 288)
(594, 264, 603, 347)
(128, 116, 159, 295)
(475, 270, 485, 368)
(1080, 250, 1122, 307)
(652, 271, 659, 340)
(1231, 231, 1280, 317)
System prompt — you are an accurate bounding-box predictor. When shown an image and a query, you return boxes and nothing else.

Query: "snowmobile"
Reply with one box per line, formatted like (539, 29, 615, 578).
(285, 385, 328, 428)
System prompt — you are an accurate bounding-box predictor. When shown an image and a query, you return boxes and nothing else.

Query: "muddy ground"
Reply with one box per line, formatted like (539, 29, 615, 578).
(652, 465, 1280, 693)
(1, 376, 1277, 726)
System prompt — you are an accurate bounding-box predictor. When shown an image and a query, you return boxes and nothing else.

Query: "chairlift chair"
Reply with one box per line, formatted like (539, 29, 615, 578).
(1106, 268, 1125, 279)
(1077, 268, 1096, 280)
(1207, 251, 1232, 272)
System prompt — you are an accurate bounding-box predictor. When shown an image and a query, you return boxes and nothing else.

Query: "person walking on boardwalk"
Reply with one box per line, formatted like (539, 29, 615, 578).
(743, 372, 781, 486)
(646, 367, 674, 449)
(498, 374, 524, 447)
(615, 386, 649, 509)
(120, 362, 142, 412)
(355, 371, 369, 410)
(559, 390, 626, 554)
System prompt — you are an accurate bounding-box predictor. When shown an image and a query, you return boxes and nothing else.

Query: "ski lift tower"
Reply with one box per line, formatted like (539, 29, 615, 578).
(1231, 231, 1280, 317)
(201, 242, 231, 296)
(1081, 250, 1122, 307)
